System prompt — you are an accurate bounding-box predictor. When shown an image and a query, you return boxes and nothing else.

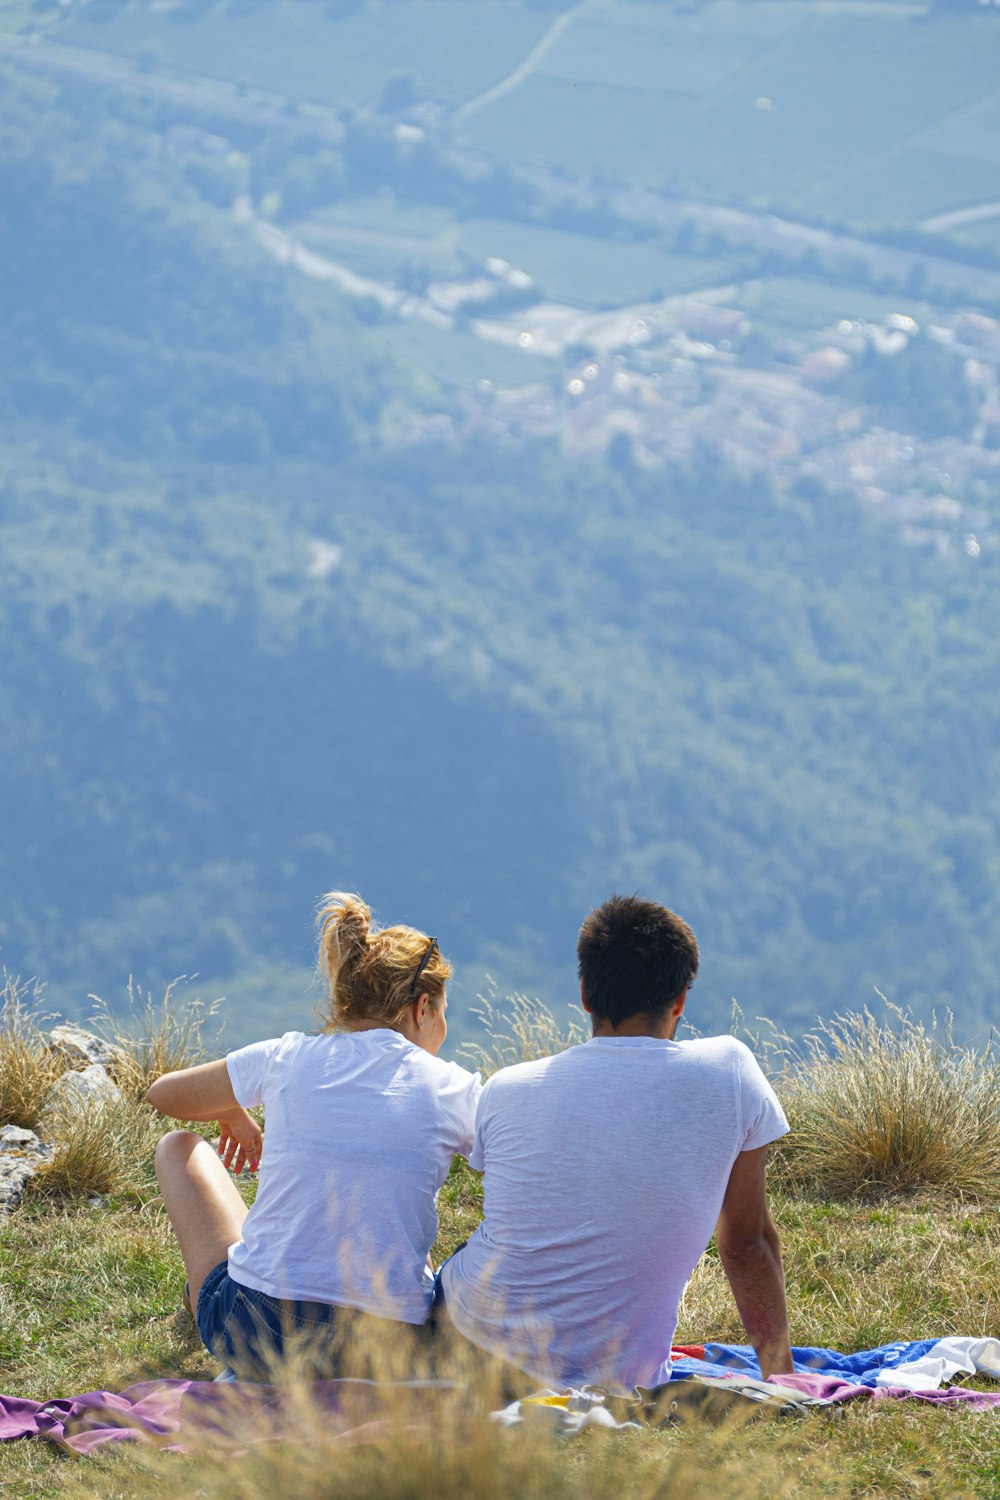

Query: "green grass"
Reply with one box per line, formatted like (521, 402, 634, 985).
(0, 997, 998, 1496)
(291, 202, 458, 282)
(0, 1183, 998, 1498)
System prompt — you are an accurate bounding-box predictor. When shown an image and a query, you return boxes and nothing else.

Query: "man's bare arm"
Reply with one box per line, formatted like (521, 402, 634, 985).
(715, 1144, 793, 1380)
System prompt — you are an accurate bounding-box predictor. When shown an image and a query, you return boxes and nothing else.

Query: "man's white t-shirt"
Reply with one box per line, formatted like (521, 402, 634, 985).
(440, 1034, 788, 1391)
(225, 1029, 480, 1323)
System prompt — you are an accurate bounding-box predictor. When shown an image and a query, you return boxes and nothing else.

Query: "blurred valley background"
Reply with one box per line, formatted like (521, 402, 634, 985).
(2, 0, 1000, 1053)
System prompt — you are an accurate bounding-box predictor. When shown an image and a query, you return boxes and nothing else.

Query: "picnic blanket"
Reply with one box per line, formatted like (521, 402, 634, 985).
(2, 1339, 998, 1453)
(625, 1336, 1000, 1423)
(0, 1376, 460, 1455)
(668, 1336, 1000, 1399)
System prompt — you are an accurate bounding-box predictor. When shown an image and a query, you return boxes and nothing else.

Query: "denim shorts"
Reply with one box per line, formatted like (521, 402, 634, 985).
(196, 1261, 421, 1382)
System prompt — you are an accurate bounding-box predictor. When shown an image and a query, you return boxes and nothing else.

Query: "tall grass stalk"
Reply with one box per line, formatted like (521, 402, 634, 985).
(32, 1096, 163, 1201)
(776, 1001, 1000, 1201)
(89, 976, 223, 1102)
(461, 985, 588, 1074)
(53, 1339, 843, 1500)
(0, 971, 64, 1129)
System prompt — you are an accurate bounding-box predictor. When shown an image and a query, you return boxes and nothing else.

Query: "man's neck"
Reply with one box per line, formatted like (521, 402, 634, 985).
(590, 1013, 679, 1040)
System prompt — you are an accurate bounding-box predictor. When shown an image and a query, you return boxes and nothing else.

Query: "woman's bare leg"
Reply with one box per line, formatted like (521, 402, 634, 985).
(154, 1130, 248, 1312)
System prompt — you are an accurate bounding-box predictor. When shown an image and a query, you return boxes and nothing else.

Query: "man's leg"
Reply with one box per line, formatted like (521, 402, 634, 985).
(154, 1130, 248, 1311)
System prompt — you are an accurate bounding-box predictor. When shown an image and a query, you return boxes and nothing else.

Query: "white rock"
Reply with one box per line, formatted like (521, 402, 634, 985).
(47, 1024, 120, 1068)
(47, 1064, 122, 1111)
(0, 1157, 42, 1211)
(0, 1126, 53, 1212)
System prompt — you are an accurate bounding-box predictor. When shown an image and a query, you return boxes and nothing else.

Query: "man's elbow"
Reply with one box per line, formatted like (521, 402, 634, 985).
(717, 1225, 779, 1267)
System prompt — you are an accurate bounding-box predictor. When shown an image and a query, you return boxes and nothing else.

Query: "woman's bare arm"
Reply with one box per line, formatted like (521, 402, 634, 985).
(146, 1059, 262, 1174)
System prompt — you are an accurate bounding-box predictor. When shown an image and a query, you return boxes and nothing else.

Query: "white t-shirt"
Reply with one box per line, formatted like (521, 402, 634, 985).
(440, 1034, 788, 1391)
(225, 1029, 481, 1323)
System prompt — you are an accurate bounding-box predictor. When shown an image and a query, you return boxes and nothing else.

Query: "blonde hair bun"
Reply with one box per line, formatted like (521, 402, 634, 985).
(317, 891, 372, 991)
(315, 890, 452, 1031)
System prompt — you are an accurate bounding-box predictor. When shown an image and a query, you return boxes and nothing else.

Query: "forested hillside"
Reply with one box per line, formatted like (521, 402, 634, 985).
(2, 5, 1000, 1050)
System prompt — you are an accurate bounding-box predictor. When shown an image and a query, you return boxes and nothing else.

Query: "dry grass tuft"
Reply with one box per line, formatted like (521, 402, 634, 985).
(0, 971, 66, 1129)
(89, 976, 224, 1102)
(460, 984, 588, 1075)
(774, 1001, 1000, 1202)
(463, 990, 1000, 1204)
(52, 1361, 852, 1500)
(32, 1095, 163, 1201)
(0, 975, 222, 1200)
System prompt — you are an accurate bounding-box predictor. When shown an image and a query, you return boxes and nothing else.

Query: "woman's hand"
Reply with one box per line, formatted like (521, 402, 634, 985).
(216, 1106, 262, 1175)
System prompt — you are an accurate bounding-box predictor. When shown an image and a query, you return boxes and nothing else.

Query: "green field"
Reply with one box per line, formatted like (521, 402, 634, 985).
(814, 145, 1000, 228)
(455, 5, 1000, 228)
(740, 276, 946, 339)
(291, 227, 453, 284)
(292, 197, 458, 281)
(40, 0, 1000, 232)
(384, 319, 559, 388)
(56, 0, 549, 110)
(454, 218, 739, 305)
(293, 197, 742, 307)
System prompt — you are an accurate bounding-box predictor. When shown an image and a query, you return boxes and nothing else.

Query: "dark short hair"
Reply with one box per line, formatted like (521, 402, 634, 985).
(577, 894, 699, 1028)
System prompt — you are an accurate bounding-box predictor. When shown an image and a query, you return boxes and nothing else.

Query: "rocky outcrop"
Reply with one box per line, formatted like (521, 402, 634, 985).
(47, 1024, 121, 1070)
(0, 1026, 124, 1212)
(0, 1126, 53, 1211)
(46, 1062, 122, 1111)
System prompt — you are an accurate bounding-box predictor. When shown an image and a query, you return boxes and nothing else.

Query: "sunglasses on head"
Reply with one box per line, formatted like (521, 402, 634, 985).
(408, 936, 438, 999)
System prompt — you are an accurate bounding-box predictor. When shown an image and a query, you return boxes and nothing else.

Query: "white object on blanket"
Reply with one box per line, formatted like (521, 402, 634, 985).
(490, 1378, 828, 1431)
(492, 1389, 640, 1434)
(874, 1337, 1000, 1391)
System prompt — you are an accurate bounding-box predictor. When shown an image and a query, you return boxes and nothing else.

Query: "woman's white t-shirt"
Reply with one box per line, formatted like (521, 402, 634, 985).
(225, 1029, 481, 1323)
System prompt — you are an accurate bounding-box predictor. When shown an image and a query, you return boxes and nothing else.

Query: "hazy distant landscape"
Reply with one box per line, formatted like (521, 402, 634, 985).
(2, 0, 1000, 1051)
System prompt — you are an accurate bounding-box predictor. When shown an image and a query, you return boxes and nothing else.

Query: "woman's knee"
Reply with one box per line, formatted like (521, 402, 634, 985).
(154, 1128, 204, 1181)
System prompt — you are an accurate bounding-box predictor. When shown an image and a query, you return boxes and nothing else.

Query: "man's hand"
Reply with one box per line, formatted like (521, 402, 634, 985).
(716, 1145, 793, 1381)
(216, 1106, 262, 1176)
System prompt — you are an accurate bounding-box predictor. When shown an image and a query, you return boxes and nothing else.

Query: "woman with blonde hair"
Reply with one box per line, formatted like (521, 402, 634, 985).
(147, 892, 480, 1379)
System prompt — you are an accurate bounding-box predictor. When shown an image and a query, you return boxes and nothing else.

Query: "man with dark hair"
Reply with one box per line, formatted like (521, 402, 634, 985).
(438, 894, 792, 1393)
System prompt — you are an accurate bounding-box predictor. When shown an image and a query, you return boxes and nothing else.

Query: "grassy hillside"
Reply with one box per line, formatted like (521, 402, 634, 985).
(0, 992, 998, 1498)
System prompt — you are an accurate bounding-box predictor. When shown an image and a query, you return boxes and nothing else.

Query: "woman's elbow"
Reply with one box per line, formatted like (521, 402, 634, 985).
(145, 1075, 175, 1114)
